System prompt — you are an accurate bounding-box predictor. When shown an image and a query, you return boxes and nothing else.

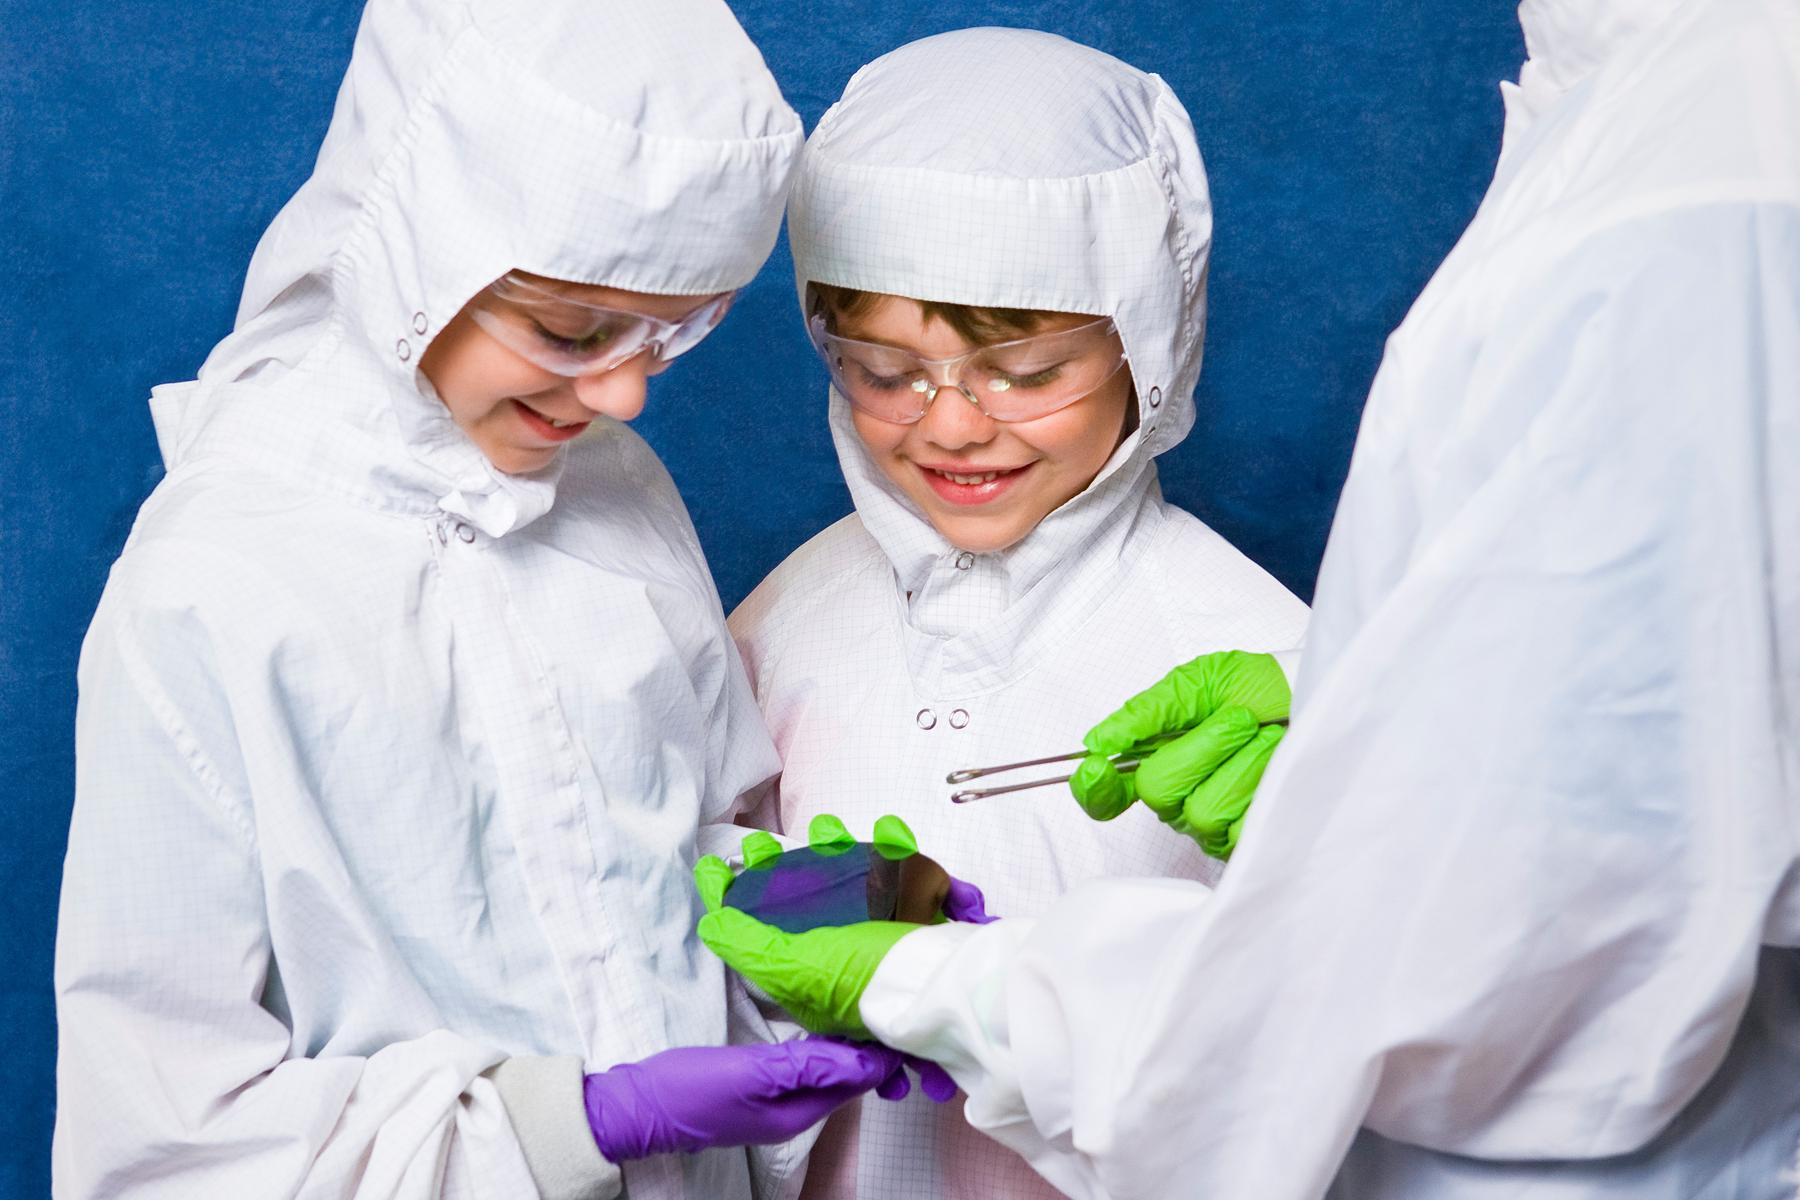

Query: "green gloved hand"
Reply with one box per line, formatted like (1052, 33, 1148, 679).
(1070, 651, 1290, 858)
(693, 815, 932, 1039)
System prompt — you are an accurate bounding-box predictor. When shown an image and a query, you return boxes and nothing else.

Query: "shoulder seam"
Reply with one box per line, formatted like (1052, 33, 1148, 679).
(109, 613, 260, 855)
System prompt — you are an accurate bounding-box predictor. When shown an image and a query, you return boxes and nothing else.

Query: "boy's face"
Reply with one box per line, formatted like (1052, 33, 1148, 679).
(842, 295, 1133, 553)
(419, 275, 717, 476)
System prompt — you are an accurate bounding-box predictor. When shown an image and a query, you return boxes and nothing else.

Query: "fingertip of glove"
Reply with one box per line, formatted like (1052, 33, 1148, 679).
(1081, 720, 1131, 758)
(1070, 755, 1131, 821)
(697, 907, 751, 954)
(740, 830, 783, 869)
(693, 854, 732, 912)
(696, 909, 725, 945)
(808, 813, 854, 852)
(871, 813, 918, 860)
(916, 1061, 958, 1103)
(875, 1068, 911, 1102)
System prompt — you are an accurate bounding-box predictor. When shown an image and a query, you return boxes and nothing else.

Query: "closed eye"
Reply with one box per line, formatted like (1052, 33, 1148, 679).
(993, 362, 1067, 389)
(532, 319, 616, 354)
(847, 358, 923, 393)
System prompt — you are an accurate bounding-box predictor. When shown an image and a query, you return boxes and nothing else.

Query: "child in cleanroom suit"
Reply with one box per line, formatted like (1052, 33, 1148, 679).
(52, 2, 911, 1198)
(727, 28, 1309, 1200)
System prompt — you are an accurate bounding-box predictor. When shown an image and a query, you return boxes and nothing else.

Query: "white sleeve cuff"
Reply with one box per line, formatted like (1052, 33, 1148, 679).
(859, 919, 1038, 1072)
(485, 1055, 623, 1200)
(861, 920, 1090, 1188)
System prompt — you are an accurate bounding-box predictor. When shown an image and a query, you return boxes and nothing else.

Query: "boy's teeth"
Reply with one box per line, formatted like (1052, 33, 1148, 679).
(940, 470, 1000, 485)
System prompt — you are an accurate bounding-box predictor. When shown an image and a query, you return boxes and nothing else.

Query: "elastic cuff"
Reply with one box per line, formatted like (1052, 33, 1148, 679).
(859, 922, 984, 1051)
(486, 1055, 623, 1200)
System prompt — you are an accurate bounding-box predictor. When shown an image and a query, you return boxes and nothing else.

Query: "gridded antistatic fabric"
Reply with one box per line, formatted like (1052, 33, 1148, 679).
(750, 32, 1301, 1194)
(731, 492, 1307, 1199)
(787, 28, 1213, 672)
(59, 428, 780, 1200)
(856, 1, 1800, 1196)
(54, 0, 796, 1196)
(177, 0, 802, 540)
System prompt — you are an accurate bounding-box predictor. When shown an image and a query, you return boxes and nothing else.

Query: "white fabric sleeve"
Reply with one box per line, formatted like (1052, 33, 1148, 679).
(53, 597, 542, 1200)
(860, 886, 1209, 1200)
(486, 1057, 622, 1200)
(854, 206, 1800, 1199)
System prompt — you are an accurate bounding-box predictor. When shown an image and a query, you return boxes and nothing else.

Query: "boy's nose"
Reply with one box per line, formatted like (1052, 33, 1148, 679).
(917, 380, 998, 450)
(571, 351, 653, 422)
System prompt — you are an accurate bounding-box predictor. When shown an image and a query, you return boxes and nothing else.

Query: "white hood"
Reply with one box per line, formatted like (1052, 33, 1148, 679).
(1504, 0, 1690, 142)
(787, 27, 1213, 663)
(153, 0, 802, 537)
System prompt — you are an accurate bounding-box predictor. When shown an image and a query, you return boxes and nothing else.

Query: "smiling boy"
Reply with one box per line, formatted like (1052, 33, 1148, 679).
(723, 28, 1309, 1200)
(813, 289, 1134, 553)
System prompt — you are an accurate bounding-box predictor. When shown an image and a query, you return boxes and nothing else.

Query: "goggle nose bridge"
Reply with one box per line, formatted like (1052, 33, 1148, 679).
(907, 348, 1015, 415)
(910, 375, 987, 410)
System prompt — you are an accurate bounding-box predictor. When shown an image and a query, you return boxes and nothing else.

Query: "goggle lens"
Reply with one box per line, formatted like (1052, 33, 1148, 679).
(468, 275, 733, 377)
(810, 314, 1128, 424)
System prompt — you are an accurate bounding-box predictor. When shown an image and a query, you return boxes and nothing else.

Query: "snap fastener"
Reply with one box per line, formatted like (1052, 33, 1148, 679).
(949, 709, 970, 730)
(1148, 386, 1162, 409)
(915, 709, 937, 731)
(953, 551, 975, 570)
(395, 338, 411, 361)
(412, 312, 428, 335)
(455, 523, 476, 544)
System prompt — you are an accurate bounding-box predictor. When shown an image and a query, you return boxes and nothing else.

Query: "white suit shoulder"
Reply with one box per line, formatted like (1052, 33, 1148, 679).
(1455, 0, 1800, 289)
(1146, 504, 1309, 650)
(96, 461, 395, 652)
(728, 513, 891, 691)
(539, 422, 729, 599)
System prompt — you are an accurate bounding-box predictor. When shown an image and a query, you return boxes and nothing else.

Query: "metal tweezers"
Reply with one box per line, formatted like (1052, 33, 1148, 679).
(948, 722, 1284, 805)
(946, 748, 1146, 805)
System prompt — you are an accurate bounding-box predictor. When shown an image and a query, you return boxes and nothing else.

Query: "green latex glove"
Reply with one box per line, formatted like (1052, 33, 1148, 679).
(1070, 651, 1291, 858)
(693, 815, 929, 1039)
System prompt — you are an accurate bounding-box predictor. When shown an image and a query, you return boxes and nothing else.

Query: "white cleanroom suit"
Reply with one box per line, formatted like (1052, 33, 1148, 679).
(727, 29, 1306, 1199)
(851, 0, 1800, 1196)
(53, 1, 800, 1197)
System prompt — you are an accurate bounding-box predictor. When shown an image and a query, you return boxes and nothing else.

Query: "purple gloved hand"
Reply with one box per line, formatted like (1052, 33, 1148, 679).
(875, 1054, 960, 1103)
(583, 1038, 907, 1163)
(941, 875, 999, 925)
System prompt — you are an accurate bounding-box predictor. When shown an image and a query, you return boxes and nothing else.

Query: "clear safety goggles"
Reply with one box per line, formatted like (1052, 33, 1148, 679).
(807, 313, 1129, 424)
(468, 273, 734, 377)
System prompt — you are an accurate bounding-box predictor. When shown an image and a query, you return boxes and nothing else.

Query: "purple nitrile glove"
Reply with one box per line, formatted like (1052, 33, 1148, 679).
(941, 875, 998, 925)
(582, 1038, 906, 1163)
(874, 1054, 960, 1103)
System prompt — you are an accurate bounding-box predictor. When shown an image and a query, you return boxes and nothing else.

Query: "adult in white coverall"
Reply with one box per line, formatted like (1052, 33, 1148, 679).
(53, 1, 808, 1197)
(707, 0, 1800, 1196)
(726, 29, 1305, 1199)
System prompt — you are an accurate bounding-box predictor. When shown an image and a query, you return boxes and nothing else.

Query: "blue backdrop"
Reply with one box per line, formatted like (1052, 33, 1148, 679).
(0, 3, 1522, 1194)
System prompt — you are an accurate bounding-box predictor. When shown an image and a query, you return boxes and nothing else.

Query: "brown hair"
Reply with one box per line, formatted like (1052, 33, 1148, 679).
(811, 282, 1046, 344)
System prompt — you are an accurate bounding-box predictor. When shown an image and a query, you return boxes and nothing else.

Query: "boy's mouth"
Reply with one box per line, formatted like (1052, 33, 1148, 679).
(512, 398, 591, 442)
(915, 461, 1032, 506)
